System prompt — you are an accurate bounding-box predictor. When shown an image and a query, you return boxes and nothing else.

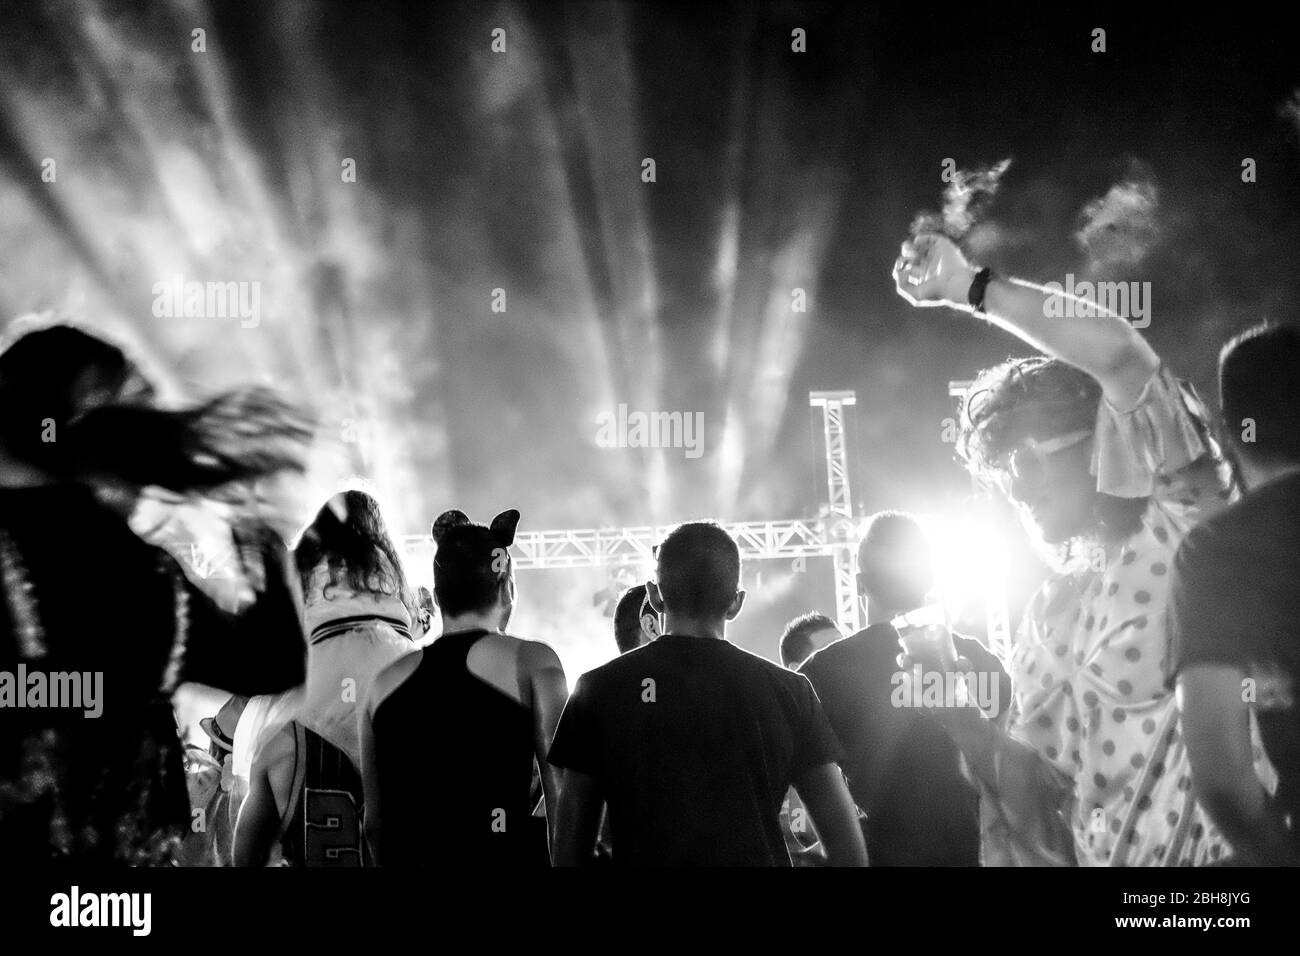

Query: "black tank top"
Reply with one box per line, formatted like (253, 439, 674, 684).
(372, 629, 538, 867)
(280, 724, 366, 867)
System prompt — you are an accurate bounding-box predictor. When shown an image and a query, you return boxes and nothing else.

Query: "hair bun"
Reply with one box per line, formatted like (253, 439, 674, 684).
(431, 509, 471, 543)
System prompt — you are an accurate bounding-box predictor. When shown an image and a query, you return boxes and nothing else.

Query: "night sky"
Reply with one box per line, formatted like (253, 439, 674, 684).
(1, 1, 1297, 668)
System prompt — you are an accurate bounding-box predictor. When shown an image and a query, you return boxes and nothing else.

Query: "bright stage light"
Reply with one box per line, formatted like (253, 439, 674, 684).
(917, 508, 1014, 654)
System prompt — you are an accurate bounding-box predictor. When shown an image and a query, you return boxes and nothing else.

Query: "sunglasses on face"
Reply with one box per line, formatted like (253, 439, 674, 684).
(993, 429, 1093, 490)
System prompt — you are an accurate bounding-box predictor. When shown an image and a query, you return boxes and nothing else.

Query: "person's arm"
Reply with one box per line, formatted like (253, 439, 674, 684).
(793, 764, 868, 866)
(1177, 664, 1294, 865)
(897, 631, 1014, 783)
(178, 529, 307, 697)
(786, 675, 867, 866)
(894, 643, 1076, 861)
(898, 649, 1052, 802)
(232, 765, 277, 867)
(952, 634, 1014, 726)
(552, 770, 603, 867)
(893, 233, 1159, 409)
(232, 727, 291, 867)
(519, 641, 569, 851)
(931, 702, 1045, 799)
(1167, 526, 1290, 864)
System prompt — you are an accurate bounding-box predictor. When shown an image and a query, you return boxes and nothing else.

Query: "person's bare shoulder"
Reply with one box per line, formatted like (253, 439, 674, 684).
(477, 632, 563, 675)
(512, 636, 565, 676)
(259, 722, 296, 765)
(366, 647, 424, 714)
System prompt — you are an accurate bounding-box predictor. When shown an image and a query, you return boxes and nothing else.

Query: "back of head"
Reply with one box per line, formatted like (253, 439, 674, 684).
(655, 521, 740, 619)
(294, 490, 408, 597)
(431, 509, 520, 618)
(1220, 322, 1300, 466)
(0, 321, 311, 496)
(614, 583, 649, 654)
(780, 611, 838, 668)
(0, 324, 139, 470)
(857, 511, 934, 615)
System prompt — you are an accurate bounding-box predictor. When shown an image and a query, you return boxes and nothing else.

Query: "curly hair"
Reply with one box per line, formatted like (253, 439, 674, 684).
(294, 490, 410, 599)
(957, 357, 1099, 477)
(956, 356, 1147, 549)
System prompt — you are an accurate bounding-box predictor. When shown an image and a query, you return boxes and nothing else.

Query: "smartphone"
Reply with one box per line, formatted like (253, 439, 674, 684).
(893, 601, 956, 671)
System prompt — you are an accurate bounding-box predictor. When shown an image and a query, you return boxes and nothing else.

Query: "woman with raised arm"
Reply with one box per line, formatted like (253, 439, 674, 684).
(891, 234, 1273, 865)
(0, 322, 312, 865)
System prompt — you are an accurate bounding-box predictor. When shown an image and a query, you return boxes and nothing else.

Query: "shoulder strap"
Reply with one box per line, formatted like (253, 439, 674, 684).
(275, 722, 308, 844)
(431, 628, 491, 677)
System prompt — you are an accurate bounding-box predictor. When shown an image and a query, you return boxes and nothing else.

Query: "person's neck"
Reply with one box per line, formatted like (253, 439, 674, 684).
(441, 610, 503, 635)
(1240, 457, 1300, 494)
(661, 614, 727, 641)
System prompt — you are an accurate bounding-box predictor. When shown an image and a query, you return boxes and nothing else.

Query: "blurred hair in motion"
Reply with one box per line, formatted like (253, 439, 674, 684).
(0, 322, 313, 505)
(0, 320, 310, 865)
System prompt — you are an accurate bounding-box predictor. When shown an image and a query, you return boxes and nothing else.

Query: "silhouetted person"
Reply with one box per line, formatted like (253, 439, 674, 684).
(550, 521, 867, 866)
(800, 511, 1008, 866)
(1169, 322, 1300, 864)
(613, 583, 659, 654)
(780, 612, 841, 670)
(360, 509, 568, 866)
(0, 322, 310, 864)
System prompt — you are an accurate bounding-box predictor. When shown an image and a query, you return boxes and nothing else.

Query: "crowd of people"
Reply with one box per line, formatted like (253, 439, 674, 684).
(1, 231, 1296, 866)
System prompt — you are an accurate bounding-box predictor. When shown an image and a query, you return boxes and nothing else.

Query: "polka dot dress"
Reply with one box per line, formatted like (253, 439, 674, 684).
(1004, 369, 1275, 865)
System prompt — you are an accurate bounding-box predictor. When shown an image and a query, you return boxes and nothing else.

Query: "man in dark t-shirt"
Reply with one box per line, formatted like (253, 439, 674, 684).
(1167, 322, 1300, 865)
(800, 511, 1010, 866)
(548, 521, 867, 866)
(802, 623, 1009, 866)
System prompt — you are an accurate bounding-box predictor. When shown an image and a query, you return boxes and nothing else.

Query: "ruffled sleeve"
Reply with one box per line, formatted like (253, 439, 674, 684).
(1091, 366, 1216, 499)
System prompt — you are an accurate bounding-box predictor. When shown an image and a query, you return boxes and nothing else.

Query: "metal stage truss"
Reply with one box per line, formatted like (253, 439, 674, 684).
(398, 385, 1010, 651)
(401, 518, 847, 569)
(399, 390, 865, 634)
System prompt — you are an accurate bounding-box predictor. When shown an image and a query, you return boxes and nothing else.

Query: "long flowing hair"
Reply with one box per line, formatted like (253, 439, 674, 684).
(0, 323, 313, 500)
(294, 490, 409, 599)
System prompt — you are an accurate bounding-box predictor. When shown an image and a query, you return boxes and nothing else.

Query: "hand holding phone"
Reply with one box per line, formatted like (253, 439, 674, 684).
(893, 604, 957, 673)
